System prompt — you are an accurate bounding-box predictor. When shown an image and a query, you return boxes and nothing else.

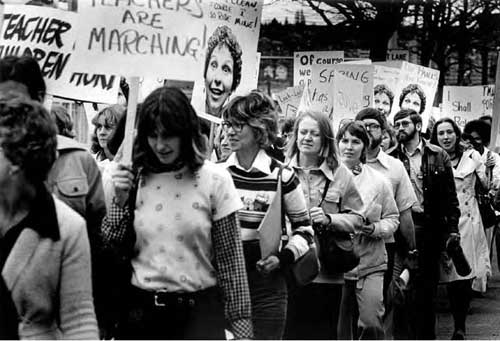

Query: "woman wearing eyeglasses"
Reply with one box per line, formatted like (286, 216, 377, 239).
(284, 111, 365, 340)
(221, 90, 313, 340)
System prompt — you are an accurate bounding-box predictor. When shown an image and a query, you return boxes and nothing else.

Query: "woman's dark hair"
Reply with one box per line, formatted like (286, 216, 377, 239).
(222, 89, 278, 150)
(0, 56, 46, 102)
(430, 117, 463, 154)
(464, 119, 491, 146)
(0, 99, 57, 184)
(50, 104, 74, 138)
(374, 84, 395, 108)
(399, 83, 426, 114)
(336, 120, 370, 163)
(203, 25, 243, 92)
(287, 111, 338, 170)
(134, 87, 207, 172)
(90, 104, 126, 156)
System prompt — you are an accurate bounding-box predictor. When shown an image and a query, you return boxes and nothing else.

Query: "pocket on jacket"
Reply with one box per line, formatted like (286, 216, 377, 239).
(322, 190, 341, 214)
(55, 177, 88, 215)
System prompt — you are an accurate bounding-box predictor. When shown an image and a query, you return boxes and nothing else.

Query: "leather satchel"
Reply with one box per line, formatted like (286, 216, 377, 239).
(315, 179, 360, 274)
(277, 165, 319, 287)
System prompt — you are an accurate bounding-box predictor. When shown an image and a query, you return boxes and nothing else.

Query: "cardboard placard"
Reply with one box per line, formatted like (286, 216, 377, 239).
(388, 61, 440, 131)
(293, 50, 344, 87)
(0, 4, 119, 103)
(274, 85, 303, 119)
(442, 85, 495, 129)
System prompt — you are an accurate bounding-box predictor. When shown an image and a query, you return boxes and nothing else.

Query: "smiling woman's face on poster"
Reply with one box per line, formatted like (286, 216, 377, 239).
(205, 43, 234, 115)
(203, 25, 242, 117)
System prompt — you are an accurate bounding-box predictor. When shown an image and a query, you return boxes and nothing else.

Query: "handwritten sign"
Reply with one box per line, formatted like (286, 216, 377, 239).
(274, 85, 303, 119)
(74, 1, 262, 82)
(389, 61, 440, 131)
(332, 72, 363, 132)
(0, 5, 119, 103)
(293, 50, 344, 87)
(307, 62, 373, 117)
(387, 49, 409, 61)
(442, 85, 494, 129)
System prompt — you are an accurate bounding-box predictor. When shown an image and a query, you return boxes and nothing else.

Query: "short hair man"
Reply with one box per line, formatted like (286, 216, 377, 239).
(355, 108, 418, 338)
(390, 109, 460, 339)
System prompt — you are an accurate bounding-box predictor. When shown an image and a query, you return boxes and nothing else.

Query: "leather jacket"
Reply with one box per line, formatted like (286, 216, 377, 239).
(390, 139, 460, 242)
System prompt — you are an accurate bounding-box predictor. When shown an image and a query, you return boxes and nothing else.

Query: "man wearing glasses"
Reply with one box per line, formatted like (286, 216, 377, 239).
(390, 109, 460, 339)
(354, 108, 418, 338)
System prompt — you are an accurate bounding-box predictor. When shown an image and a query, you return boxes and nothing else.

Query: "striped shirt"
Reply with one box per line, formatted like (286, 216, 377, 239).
(223, 150, 313, 260)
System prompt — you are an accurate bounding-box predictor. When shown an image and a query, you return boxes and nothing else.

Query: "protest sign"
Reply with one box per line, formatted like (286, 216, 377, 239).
(388, 61, 440, 131)
(293, 50, 344, 87)
(189, 1, 263, 121)
(331, 72, 363, 132)
(0, 4, 119, 103)
(442, 85, 495, 129)
(74, 1, 262, 84)
(387, 49, 409, 61)
(305, 62, 373, 117)
(274, 85, 303, 119)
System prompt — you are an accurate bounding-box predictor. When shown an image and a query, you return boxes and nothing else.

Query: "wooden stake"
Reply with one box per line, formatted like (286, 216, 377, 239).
(490, 53, 500, 151)
(121, 76, 140, 165)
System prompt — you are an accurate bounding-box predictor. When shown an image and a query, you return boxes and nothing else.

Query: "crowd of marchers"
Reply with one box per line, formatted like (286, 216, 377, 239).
(0, 54, 498, 341)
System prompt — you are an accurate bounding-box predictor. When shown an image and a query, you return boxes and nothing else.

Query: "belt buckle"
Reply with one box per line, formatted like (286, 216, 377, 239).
(154, 289, 168, 307)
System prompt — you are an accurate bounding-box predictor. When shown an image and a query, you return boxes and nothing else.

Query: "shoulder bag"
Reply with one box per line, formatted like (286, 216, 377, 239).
(315, 179, 360, 274)
(474, 168, 497, 228)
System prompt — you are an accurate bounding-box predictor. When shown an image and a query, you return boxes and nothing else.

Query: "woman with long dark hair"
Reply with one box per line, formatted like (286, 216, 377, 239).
(431, 117, 490, 339)
(101, 87, 252, 339)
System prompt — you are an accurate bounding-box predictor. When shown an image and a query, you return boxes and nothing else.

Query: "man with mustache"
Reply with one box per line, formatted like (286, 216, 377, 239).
(354, 108, 418, 338)
(390, 109, 460, 339)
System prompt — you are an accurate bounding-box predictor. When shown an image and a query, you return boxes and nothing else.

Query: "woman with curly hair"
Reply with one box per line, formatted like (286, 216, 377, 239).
(0, 98, 97, 339)
(222, 90, 314, 339)
(204, 25, 243, 118)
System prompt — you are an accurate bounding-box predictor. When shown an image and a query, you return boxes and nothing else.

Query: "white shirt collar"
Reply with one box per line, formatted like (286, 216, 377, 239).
(224, 149, 272, 174)
(367, 149, 390, 169)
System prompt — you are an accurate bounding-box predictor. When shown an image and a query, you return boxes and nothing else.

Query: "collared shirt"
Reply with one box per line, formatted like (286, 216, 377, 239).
(402, 141, 424, 213)
(367, 149, 418, 242)
(224, 149, 272, 175)
(287, 156, 335, 209)
(223, 150, 313, 262)
(289, 155, 365, 284)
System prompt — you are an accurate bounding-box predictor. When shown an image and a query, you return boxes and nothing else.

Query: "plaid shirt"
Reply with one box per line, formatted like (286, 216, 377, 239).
(102, 199, 253, 339)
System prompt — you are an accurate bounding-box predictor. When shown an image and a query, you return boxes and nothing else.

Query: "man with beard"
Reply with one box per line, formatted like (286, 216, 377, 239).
(355, 108, 417, 338)
(390, 109, 460, 339)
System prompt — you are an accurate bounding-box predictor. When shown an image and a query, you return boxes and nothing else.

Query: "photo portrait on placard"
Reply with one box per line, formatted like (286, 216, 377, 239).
(203, 25, 243, 118)
(374, 84, 395, 117)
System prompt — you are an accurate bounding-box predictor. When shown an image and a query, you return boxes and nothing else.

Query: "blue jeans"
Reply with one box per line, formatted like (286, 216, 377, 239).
(247, 268, 288, 339)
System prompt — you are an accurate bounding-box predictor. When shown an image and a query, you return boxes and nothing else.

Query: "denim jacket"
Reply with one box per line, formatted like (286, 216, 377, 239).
(390, 139, 460, 242)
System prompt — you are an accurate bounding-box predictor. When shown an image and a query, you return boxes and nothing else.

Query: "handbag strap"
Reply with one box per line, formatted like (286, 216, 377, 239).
(318, 179, 331, 207)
